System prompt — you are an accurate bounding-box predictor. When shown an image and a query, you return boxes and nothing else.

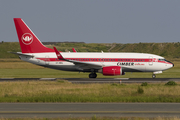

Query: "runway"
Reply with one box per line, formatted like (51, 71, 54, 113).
(1, 78, 180, 83)
(0, 103, 180, 118)
(64, 78, 180, 83)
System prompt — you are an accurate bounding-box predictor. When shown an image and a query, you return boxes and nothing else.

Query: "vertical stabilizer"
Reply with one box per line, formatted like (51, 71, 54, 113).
(14, 18, 54, 53)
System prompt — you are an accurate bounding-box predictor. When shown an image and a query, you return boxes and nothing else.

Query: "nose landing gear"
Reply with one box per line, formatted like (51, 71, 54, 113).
(89, 72, 97, 78)
(152, 74, 156, 79)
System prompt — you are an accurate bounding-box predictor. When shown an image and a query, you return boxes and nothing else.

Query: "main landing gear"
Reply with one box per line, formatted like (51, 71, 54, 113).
(89, 72, 97, 78)
(152, 74, 156, 79)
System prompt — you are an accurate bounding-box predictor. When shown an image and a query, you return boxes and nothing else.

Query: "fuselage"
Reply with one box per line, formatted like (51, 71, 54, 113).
(19, 52, 174, 73)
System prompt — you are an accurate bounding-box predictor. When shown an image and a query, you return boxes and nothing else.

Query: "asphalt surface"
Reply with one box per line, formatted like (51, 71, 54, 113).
(64, 78, 180, 83)
(0, 103, 180, 118)
(1, 78, 180, 83)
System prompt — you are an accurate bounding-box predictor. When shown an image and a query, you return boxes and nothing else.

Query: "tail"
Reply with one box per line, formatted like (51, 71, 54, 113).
(13, 18, 54, 53)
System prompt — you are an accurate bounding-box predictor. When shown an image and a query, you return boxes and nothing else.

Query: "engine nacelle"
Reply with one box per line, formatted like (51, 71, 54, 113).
(102, 66, 125, 76)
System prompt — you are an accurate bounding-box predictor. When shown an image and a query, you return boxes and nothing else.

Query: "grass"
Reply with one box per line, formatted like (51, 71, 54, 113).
(111, 42, 180, 59)
(1, 42, 180, 58)
(0, 117, 180, 120)
(48, 42, 111, 52)
(0, 81, 180, 102)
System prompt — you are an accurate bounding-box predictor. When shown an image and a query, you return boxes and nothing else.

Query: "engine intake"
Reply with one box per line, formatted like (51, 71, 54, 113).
(102, 66, 125, 76)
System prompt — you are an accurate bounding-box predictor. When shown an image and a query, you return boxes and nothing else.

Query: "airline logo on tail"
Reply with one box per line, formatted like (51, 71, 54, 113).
(21, 33, 33, 45)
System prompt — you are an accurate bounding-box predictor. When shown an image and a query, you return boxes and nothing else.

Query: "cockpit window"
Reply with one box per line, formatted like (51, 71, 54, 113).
(158, 59, 165, 61)
(158, 59, 170, 63)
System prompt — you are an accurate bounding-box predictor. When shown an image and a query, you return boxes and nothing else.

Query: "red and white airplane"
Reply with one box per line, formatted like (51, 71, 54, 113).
(12, 18, 174, 78)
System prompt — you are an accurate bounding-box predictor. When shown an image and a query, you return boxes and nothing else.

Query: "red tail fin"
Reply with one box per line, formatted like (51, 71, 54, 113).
(14, 18, 54, 53)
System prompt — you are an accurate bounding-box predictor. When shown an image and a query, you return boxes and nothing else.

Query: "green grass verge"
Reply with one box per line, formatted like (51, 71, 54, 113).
(0, 117, 180, 120)
(2, 94, 180, 102)
(0, 81, 180, 102)
(1, 42, 180, 59)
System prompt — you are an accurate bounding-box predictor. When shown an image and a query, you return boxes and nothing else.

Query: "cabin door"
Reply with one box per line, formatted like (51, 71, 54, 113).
(149, 56, 153, 66)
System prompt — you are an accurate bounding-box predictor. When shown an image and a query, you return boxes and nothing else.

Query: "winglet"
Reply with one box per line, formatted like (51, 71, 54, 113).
(53, 47, 64, 60)
(72, 48, 77, 52)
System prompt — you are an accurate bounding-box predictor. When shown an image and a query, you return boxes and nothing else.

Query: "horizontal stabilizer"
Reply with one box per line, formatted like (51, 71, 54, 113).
(8, 52, 34, 57)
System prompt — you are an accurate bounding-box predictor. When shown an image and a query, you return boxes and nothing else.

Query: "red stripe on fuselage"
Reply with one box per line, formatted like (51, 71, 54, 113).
(36, 57, 173, 66)
(36, 58, 173, 65)
(37, 58, 153, 62)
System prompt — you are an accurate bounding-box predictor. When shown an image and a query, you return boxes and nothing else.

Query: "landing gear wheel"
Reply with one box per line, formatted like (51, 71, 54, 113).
(94, 73, 97, 78)
(89, 74, 93, 78)
(152, 74, 156, 79)
(89, 73, 97, 78)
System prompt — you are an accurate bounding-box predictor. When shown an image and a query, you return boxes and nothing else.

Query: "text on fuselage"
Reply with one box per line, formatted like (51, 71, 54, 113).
(117, 62, 134, 66)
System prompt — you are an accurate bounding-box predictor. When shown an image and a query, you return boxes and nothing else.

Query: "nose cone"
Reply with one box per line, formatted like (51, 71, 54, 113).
(163, 59, 174, 70)
(169, 61, 174, 68)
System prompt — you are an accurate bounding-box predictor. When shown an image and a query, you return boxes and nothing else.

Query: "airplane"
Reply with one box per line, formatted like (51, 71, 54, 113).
(12, 18, 174, 78)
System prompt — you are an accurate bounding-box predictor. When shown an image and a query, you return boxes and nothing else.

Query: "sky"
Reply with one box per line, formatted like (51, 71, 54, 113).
(1, 0, 180, 43)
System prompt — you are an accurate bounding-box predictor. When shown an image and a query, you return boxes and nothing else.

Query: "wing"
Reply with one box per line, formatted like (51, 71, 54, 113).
(53, 47, 102, 70)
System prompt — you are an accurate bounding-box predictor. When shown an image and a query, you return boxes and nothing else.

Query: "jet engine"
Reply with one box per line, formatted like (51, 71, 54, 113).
(102, 66, 125, 76)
